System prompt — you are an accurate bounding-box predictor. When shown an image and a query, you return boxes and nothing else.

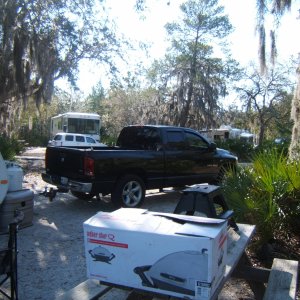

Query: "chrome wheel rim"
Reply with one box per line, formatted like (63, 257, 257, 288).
(122, 180, 143, 207)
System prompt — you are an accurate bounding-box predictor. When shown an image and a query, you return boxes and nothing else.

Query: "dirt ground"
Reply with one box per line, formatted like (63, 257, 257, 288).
(1, 147, 257, 300)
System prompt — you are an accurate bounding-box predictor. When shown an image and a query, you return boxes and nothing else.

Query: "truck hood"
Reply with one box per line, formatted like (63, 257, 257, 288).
(215, 148, 238, 161)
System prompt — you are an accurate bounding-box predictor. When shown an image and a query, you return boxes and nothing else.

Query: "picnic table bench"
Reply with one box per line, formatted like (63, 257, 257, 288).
(56, 224, 299, 300)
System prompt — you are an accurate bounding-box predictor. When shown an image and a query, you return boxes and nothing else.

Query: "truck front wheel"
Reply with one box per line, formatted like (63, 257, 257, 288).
(111, 175, 145, 208)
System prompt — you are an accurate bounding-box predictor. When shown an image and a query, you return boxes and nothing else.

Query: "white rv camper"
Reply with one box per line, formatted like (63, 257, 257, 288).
(50, 112, 101, 141)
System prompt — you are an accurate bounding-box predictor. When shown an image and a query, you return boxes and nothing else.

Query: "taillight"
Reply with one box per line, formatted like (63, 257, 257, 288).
(84, 157, 94, 176)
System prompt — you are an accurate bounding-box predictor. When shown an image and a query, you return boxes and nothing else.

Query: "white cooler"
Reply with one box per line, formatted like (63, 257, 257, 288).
(5, 161, 24, 192)
(0, 153, 9, 205)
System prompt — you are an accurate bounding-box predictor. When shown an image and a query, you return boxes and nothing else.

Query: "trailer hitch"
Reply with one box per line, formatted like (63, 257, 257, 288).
(40, 187, 68, 202)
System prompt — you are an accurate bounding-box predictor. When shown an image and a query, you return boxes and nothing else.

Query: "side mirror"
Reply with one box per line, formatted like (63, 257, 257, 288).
(209, 142, 217, 150)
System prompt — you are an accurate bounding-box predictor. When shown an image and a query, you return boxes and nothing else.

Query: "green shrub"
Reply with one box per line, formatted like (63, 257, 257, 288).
(0, 135, 25, 160)
(24, 133, 49, 147)
(253, 139, 290, 158)
(18, 126, 49, 147)
(216, 138, 290, 163)
(222, 149, 300, 245)
(216, 139, 254, 162)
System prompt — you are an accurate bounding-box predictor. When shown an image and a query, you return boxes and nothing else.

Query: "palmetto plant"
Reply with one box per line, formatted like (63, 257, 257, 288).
(222, 149, 300, 244)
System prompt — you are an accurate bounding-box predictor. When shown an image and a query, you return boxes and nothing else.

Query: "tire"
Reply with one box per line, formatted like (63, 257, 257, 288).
(70, 191, 95, 200)
(111, 175, 145, 208)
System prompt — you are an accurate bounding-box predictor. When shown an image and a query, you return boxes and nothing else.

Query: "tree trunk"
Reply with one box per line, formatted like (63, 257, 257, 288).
(258, 121, 265, 146)
(289, 65, 300, 160)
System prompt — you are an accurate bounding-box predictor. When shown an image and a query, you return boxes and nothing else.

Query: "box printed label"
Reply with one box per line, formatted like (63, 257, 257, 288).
(195, 281, 211, 299)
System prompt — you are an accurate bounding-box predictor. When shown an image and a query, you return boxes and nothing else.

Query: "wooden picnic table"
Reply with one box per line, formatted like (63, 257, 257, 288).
(56, 223, 298, 300)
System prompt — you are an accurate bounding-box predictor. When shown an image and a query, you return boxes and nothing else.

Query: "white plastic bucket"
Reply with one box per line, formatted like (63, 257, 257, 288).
(0, 153, 9, 204)
(5, 161, 24, 192)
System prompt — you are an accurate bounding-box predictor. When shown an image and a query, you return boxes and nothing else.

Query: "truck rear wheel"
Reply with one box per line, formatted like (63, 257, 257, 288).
(70, 191, 95, 200)
(111, 175, 145, 208)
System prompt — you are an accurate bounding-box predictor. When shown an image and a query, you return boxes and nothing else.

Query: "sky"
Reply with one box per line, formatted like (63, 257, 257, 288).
(61, 0, 300, 96)
(222, 0, 300, 63)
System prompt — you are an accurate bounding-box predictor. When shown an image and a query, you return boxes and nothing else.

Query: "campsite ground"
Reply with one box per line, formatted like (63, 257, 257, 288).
(1, 147, 270, 299)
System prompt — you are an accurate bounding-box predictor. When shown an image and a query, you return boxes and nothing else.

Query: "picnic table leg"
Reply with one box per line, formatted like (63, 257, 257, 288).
(126, 290, 154, 300)
(233, 253, 268, 300)
(125, 290, 173, 300)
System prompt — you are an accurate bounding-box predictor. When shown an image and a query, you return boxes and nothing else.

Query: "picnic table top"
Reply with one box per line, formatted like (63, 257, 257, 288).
(56, 223, 298, 300)
(211, 223, 256, 299)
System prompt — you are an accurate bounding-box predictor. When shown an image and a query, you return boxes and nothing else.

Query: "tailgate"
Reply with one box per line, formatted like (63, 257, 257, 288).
(45, 146, 86, 179)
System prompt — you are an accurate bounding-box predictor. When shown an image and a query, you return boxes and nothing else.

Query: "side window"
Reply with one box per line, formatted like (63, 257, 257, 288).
(86, 137, 96, 144)
(166, 131, 186, 150)
(65, 135, 74, 141)
(116, 127, 161, 150)
(116, 127, 140, 148)
(142, 128, 160, 150)
(54, 134, 62, 141)
(185, 132, 208, 149)
(76, 136, 85, 142)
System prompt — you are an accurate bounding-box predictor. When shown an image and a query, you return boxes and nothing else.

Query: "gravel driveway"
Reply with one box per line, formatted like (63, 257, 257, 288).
(0, 147, 254, 300)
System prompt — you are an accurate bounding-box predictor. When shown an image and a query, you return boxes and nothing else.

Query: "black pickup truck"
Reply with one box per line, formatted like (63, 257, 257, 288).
(42, 125, 237, 207)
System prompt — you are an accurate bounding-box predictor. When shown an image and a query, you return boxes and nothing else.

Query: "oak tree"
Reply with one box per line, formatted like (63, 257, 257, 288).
(0, 0, 123, 136)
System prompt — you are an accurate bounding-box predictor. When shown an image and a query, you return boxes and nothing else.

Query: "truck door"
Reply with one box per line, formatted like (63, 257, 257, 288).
(164, 129, 191, 186)
(164, 129, 218, 186)
(184, 130, 219, 182)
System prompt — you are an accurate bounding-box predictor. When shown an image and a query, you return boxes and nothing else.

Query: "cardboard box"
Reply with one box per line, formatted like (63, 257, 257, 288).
(83, 208, 227, 300)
